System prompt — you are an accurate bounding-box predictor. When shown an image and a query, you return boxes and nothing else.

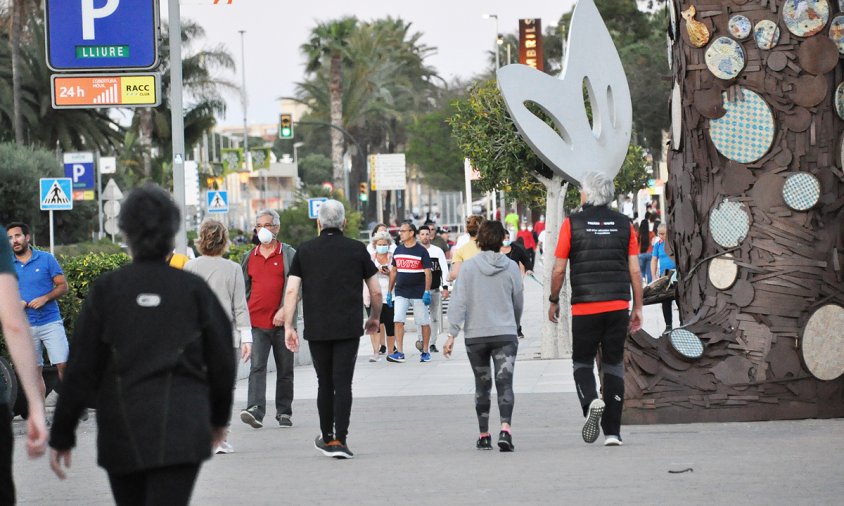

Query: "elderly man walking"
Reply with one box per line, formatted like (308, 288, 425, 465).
(283, 200, 381, 459)
(548, 173, 643, 447)
(240, 209, 297, 429)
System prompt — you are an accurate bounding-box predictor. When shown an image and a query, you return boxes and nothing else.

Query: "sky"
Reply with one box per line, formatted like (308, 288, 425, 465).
(162, 0, 576, 128)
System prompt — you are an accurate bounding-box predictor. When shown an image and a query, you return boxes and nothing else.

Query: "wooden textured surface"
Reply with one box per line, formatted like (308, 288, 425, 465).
(624, 0, 844, 424)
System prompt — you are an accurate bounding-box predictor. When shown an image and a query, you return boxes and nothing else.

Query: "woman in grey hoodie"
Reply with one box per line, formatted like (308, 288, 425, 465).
(444, 220, 524, 452)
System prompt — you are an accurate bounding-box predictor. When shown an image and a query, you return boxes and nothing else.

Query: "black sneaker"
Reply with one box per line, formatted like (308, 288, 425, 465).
(315, 435, 354, 459)
(276, 414, 293, 428)
(498, 431, 514, 452)
(379, 345, 387, 354)
(476, 434, 493, 450)
(240, 407, 263, 429)
(582, 399, 605, 444)
(429, 345, 439, 353)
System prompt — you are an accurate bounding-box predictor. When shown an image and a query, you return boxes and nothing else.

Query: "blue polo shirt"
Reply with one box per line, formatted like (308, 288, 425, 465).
(653, 240, 676, 274)
(14, 248, 64, 326)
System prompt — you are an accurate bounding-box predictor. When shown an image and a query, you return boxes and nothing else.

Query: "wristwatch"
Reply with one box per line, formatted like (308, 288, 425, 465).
(549, 295, 560, 304)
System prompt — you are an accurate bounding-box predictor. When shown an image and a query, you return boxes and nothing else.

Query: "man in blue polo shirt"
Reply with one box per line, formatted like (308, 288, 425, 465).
(6, 222, 69, 396)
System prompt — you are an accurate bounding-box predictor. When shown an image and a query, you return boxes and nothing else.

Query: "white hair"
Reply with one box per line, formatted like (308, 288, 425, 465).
(318, 199, 346, 229)
(371, 231, 393, 245)
(256, 208, 280, 226)
(581, 172, 615, 207)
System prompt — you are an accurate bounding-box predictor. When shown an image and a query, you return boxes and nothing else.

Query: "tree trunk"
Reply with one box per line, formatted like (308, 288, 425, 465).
(11, 0, 24, 145)
(539, 174, 572, 359)
(329, 53, 345, 194)
(137, 108, 154, 178)
(623, 0, 844, 423)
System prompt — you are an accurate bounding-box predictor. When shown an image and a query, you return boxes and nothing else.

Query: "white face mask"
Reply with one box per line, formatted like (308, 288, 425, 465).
(376, 245, 389, 254)
(257, 227, 274, 244)
(502, 240, 511, 247)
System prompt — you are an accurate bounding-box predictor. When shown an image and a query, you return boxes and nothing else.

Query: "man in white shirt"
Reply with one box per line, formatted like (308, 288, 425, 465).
(418, 225, 450, 353)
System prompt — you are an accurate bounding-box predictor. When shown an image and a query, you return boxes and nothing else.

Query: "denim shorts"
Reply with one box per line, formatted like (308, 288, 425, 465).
(31, 321, 69, 367)
(393, 296, 430, 326)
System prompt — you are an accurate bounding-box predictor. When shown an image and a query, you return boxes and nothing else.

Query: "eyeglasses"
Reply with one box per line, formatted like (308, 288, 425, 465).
(255, 223, 278, 229)
(399, 228, 412, 233)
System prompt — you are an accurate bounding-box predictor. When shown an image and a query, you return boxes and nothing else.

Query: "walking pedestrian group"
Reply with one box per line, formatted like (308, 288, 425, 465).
(4, 174, 643, 504)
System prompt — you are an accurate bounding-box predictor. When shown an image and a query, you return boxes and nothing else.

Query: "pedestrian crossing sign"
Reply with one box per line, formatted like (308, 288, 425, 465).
(40, 178, 73, 211)
(207, 190, 229, 213)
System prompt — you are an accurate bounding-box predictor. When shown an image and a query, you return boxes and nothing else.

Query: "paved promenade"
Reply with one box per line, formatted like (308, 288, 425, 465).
(11, 264, 844, 504)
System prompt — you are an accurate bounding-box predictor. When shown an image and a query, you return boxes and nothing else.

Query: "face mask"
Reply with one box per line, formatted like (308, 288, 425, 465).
(502, 240, 511, 247)
(520, 225, 526, 230)
(257, 227, 274, 244)
(528, 226, 533, 232)
(376, 245, 389, 254)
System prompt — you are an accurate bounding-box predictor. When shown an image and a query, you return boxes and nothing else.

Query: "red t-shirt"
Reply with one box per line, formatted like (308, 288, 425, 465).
(517, 229, 537, 250)
(246, 243, 286, 329)
(534, 221, 546, 235)
(555, 218, 639, 316)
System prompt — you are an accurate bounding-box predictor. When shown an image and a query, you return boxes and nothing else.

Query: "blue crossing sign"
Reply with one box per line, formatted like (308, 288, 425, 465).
(207, 191, 229, 213)
(308, 198, 328, 219)
(40, 178, 74, 211)
(45, 0, 160, 71)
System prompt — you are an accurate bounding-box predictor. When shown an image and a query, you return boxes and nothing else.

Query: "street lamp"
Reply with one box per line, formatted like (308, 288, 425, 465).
(482, 13, 500, 70)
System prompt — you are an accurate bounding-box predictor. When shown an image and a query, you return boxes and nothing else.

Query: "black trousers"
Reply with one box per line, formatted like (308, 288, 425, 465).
(0, 404, 13, 506)
(308, 338, 359, 444)
(108, 463, 200, 506)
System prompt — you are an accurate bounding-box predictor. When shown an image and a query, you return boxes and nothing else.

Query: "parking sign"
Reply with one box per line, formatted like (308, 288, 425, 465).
(45, 0, 160, 71)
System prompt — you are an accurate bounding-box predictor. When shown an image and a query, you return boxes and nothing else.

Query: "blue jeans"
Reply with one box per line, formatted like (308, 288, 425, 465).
(638, 253, 652, 284)
(246, 327, 294, 420)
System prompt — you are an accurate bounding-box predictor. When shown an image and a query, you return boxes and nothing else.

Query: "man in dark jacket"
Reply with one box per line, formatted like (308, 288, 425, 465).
(239, 209, 297, 429)
(548, 172, 643, 447)
(283, 200, 381, 459)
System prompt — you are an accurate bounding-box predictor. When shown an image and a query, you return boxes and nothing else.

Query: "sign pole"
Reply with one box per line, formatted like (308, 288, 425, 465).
(49, 210, 55, 255)
(464, 158, 473, 222)
(97, 152, 104, 240)
(169, 0, 187, 254)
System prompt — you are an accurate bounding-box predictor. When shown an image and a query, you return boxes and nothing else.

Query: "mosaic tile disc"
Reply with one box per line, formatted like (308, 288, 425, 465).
(782, 0, 830, 37)
(802, 304, 844, 381)
(836, 82, 844, 120)
(709, 88, 775, 163)
(705, 37, 746, 80)
(709, 199, 751, 248)
(729, 15, 752, 39)
(830, 16, 844, 54)
(754, 20, 781, 50)
(669, 329, 704, 360)
(782, 172, 820, 211)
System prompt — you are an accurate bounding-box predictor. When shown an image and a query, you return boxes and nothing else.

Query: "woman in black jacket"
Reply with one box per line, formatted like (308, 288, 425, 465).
(49, 184, 235, 506)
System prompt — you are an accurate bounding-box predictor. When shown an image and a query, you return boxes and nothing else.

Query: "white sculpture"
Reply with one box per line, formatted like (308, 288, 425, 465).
(497, 0, 632, 185)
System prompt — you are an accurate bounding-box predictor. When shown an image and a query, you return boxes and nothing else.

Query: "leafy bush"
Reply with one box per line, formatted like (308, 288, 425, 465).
(55, 240, 124, 258)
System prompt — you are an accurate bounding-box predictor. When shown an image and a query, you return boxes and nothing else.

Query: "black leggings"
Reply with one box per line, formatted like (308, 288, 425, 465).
(309, 338, 359, 444)
(107, 463, 200, 506)
(0, 404, 13, 506)
(465, 340, 518, 433)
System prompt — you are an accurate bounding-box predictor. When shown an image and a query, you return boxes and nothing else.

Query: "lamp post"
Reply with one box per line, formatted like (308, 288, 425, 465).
(293, 141, 304, 188)
(482, 13, 500, 70)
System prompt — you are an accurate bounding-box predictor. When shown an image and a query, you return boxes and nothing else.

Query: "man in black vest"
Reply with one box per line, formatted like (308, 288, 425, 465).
(548, 172, 643, 447)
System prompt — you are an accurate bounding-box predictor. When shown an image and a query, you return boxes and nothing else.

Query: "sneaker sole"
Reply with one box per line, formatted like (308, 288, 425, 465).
(498, 440, 514, 452)
(582, 399, 605, 444)
(415, 340, 423, 352)
(604, 438, 623, 447)
(240, 411, 263, 429)
(386, 357, 405, 363)
(314, 441, 354, 459)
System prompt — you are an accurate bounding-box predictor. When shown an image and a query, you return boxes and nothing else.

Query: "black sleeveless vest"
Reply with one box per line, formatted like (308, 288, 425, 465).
(568, 205, 632, 304)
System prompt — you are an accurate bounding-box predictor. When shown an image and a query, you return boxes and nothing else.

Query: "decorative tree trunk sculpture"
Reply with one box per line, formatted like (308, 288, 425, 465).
(623, 0, 844, 423)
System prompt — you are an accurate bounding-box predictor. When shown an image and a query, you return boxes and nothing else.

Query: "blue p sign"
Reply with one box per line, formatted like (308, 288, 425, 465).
(63, 152, 95, 190)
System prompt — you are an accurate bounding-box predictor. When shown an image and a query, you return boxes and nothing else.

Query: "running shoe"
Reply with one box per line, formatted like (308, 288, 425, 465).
(386, 351, 406, 363)
(604, 435, 623, 447)
(498, 431, 514, 452)
(315, 435, 354, 458)
(369, 353, 380, 362)
(476, 434, 493, 450)
(215, 441, 234, 454)
(415, 339, 424, 352)
(582, 399, 605, 444)
(420, 352, 431, 362)
(379, 345, 387, 354)
(240, 407, 263, 429)
(429, 345, 439, 353)
(276, 414, 293, 428)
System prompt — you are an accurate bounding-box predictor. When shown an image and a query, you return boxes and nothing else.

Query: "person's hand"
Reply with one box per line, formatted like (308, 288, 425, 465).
(27, 296, 49, 310)
(442, 289, 449, 300)
(364, 316, 380, 334)
(211, 426, 227, 450)
(385, 293, 393, 308)
(443, 335, 455, 358)
(422, 291, 431, 306)
(525, 270, 534, 277)
(548, 302, 560, 323)
(26, 405, 47, 458)
(285, 326, 299, 353)
(50, 449, 72, 479)
(241, 342, 252, 362)
(629, 307, 643, 334)
(272, 308, 285, 327)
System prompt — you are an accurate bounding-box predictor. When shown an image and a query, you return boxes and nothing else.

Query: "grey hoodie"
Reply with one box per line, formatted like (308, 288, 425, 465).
(448, 250, 524, 342)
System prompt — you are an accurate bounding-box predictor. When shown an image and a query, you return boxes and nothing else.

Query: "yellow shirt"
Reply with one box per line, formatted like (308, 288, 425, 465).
(453, 239, 480, 263)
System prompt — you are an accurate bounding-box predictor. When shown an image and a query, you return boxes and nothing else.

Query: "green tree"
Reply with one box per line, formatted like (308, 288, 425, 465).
(405, 108, 464, 191)
(297, 153, 333, 186)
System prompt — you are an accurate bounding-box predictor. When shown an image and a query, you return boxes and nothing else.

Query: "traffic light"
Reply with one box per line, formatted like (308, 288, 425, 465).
(279, 113, 294, 139)
(359, 182, 368, 202)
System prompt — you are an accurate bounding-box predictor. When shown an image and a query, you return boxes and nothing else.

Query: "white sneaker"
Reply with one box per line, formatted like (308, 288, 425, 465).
(582, 399, 605, 444)
(604, 435, 623, 447)
(215, 441, 234, 454)
(369, 353, 380, 362)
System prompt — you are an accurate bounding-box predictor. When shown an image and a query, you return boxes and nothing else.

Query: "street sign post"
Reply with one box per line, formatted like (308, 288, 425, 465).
(51, 73, 160, 109)
(207, 191, 229, 213)
(45, 0, 160, 71)
(63, 152, 95, 200)
(39, 178, 73, 255)
(308, 197, 328, 219)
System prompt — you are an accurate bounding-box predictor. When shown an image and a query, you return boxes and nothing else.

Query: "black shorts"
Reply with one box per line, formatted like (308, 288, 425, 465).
(366, 303, 395, 336)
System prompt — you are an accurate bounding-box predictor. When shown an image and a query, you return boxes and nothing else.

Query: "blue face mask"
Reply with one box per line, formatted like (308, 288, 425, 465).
(376, 245, 389, 254)
(502, 240, 511, 247)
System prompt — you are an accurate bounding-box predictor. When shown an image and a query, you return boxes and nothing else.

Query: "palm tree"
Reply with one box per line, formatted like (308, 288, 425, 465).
(300, 16, 357, 190)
